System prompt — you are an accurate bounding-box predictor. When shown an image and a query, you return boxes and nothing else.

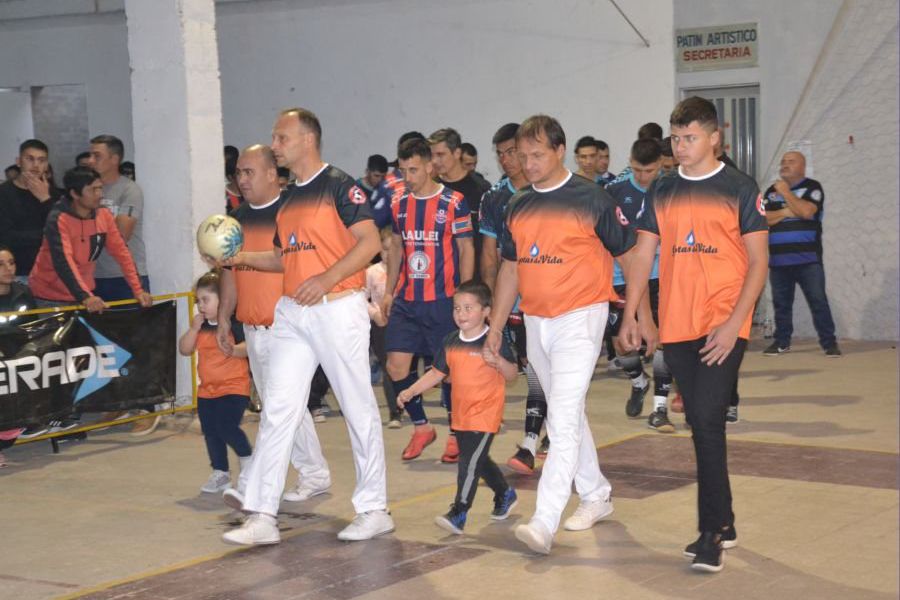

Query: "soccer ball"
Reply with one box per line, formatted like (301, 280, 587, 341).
(197, 214, 243, 260)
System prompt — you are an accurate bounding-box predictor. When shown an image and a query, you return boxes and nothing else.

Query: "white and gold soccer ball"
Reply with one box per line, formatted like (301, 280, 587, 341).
(197, 214, 243, 261)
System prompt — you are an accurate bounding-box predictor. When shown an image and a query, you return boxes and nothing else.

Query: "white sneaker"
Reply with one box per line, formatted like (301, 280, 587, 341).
(387, 419, 402, 429)
(337, 510, 394, 541)
(222, 513, 280, 545)
(201, 470, 231, 493)
(283, 477, 331, 502)
(223, 488, 245, 511)
(515, 519, 553, 555)
(563, 497, 614, 531)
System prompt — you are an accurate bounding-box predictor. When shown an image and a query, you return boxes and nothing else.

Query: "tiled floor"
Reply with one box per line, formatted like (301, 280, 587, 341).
(3, 339, 897, 599)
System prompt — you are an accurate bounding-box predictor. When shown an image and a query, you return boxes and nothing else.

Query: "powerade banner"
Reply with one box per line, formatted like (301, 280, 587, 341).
(0, 301, 176, 430)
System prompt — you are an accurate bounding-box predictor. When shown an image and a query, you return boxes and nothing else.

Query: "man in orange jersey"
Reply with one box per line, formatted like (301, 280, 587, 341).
(486, 115, 652, 555)
(222, 108, 391, 545)
(215, 145, 331, 512)
(621, 97, 768, 572)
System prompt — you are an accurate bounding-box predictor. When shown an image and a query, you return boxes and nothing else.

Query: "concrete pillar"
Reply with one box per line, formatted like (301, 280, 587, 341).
(124, 0, 223, 402)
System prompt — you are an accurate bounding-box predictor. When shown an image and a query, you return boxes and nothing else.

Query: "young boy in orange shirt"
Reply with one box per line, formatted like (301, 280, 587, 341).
(398, 280, 518, 534)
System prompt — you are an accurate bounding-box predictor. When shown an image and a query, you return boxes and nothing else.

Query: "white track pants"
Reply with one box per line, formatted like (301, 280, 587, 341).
(238, 324, 331, 493)
(242, 293, 387, 516)
(525, 303, 612, 534)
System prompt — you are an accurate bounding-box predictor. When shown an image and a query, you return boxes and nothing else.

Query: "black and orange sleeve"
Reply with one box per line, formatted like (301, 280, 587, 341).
(737, 178, 767, 235)
(593, 189, 636, 257)
(636, 182, 661, 236)
(333, 176, 375, 229)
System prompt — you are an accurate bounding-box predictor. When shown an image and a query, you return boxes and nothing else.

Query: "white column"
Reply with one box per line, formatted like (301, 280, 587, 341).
(125, 0, 223, 402)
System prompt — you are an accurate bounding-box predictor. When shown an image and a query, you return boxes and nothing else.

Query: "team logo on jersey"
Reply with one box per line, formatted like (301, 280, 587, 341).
(623, 196, 633, 204)
(615, 206, 630, 226)
(810, 189, 822, 201)
(288, 233, 297, 246)
(520, 242, 562, 265)
(348, 185, 366, 205)
(756, 193, 766, 216)
(282, 232, 317, 254)
(672, 229, 718, 256)
(435, 209, 447, 225)
(408, 251, 431, 279)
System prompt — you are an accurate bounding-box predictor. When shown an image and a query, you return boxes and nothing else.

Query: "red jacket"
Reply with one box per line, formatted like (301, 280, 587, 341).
(29, 198, 143, 302)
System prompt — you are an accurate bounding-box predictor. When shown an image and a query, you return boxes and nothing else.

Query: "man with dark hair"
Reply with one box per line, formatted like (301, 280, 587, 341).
(356, 154, 388, 199)
(605, 139, 674, 432)
(0, 139, 57, 282)
(76, 152, 92, 168)
(276, 166, 291, 189)
(382, 138, 475, 462)
(486, 114, 646, 555)
(762, 151, 839, 357)
(4, 165, 20, 181)
(224, 145, 242, 213)
(429, 128, 489, 278)
(638, 122, 664, 141)
(459, 143, 478, 174)
(88, 135, 149, 303)
(89, 134, 155, 432)
(119, 161, 135, 181)
(621, 96, 769, 572)
(573, 136, 600, 183)
(479, 122, 550, 475)
(460, 142, 489, 189)
(594, 139, 614, 185)
(223, 107, 392, 545)
(660, 136, 678, 174)
(367, 131, 426, 229)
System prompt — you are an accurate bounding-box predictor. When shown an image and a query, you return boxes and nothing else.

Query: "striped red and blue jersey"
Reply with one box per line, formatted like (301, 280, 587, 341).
(392, 185, 472, 302)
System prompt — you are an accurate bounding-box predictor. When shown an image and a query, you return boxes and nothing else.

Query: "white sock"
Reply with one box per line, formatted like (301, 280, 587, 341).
(631, 373, 649, 389)
(653, 395, 668, 411)
(521, 433, 538, 455)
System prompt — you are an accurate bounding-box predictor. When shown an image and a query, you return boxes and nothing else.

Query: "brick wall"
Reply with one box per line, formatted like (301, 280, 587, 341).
(30, 84, 90, 179)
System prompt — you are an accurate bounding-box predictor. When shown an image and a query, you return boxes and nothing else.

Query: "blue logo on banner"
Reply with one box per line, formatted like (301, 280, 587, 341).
(74, 318, 132, 403)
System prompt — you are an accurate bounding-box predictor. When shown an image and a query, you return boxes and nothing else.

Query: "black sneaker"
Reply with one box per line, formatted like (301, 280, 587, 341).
(434, 505, 467, 535)
(647, 408, 675, 433)
(825, 344, 842, 357)
(626, 382, 649, 417)
(19, 425, 49, 439)
(726, 406, 739, 423)
(48, 418, 80, 433)
(689, 531, 724, 572)
(683, 524, 738, 557)
(536, 435, 550, 459)
(762, 342, 790, 356)
(507, 447, 535, 475)
(491, 488, 518, 520)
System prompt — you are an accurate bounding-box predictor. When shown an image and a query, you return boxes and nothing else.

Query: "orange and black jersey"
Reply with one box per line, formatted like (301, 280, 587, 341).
(29, 198, 142, 302)
(196, 319, 250, 399)
(432, 327, 516, 434)
(273, 164, 373, 296)
(391, 185, 473, 302)
(499, 172, 635, 318)
(231, 198, 282, 326)
(637, 163, 768, 344)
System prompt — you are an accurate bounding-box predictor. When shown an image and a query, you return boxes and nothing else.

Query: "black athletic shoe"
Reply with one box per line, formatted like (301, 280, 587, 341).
(507, 447, 535, 475)
(647, 408, 675, 433)
(689, 531, 724, 572)
(536, 435, 550, 459)
(825, 344, 842, 357)
(763, 342, 790, 356)
(625, 382, 649, 417)
(726, 406, 739, 423)
(48, 418, 80, 433)
(683, 525, 738, 557)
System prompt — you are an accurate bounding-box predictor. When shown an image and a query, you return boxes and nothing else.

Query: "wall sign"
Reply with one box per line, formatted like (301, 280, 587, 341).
(676, 23, 758, 72)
